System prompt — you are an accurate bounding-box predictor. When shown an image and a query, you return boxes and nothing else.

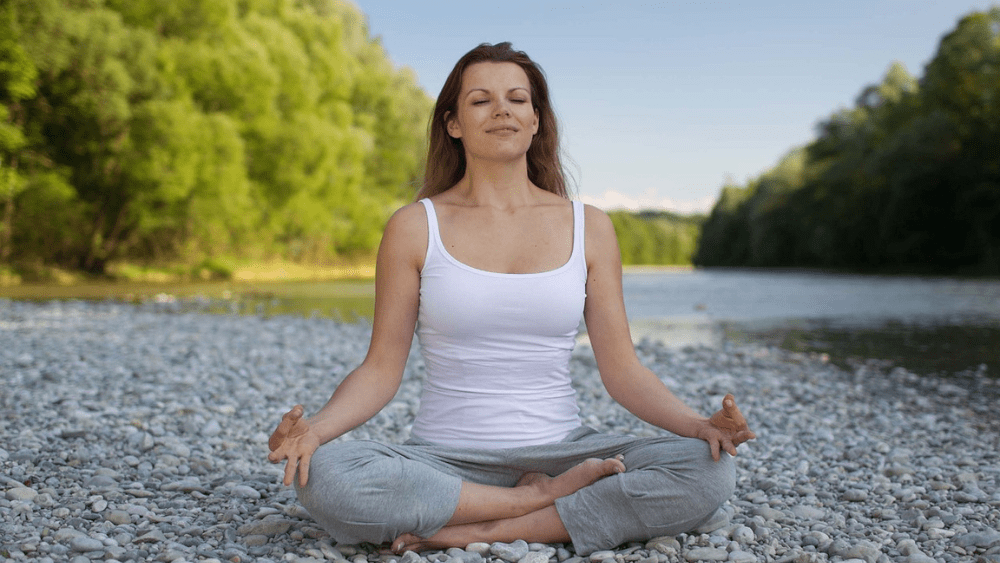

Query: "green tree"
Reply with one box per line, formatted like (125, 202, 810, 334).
(610, 210, 703, 266)
(2, 0, 433, 275)
(696, 7, 1000, 274)
(0, 0, 38, 262)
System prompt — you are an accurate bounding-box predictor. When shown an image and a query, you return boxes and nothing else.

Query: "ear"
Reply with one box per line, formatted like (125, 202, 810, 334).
(445, 110, 462, 139)
(531, 108, 539, 136)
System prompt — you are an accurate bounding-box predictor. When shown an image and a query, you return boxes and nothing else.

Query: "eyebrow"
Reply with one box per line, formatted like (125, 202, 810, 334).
(464, 87, 530, 98)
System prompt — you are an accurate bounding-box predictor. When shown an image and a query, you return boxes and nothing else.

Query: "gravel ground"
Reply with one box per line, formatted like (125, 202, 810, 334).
(2, 299, 999, 563)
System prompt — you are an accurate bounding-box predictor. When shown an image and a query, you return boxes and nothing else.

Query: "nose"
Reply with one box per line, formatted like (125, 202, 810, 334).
(494, 100, 511, 117)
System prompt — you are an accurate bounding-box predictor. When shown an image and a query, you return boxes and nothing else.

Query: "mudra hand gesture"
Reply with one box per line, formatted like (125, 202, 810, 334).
(267, 405, 321, 487)
(700, 394, 756, 461)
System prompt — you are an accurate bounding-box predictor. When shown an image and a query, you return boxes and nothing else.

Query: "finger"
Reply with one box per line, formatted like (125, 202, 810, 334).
(709, 394, 750, 433)
(723, 438, 737, 457)
(709, 439, 721, 462)
(298, 452, 313, 488)
(269, 405, 304, 451)
(723, 394, 735, 411)
(723, 394, 749, 429)
(267, 449, 285, 463)
(283, 455, 298, 487)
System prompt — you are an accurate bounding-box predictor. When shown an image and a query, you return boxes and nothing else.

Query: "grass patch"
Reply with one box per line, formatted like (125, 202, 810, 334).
(230, 259, 375, 282)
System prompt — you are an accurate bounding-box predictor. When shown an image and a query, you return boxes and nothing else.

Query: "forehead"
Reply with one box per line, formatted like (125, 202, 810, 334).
(461, 62, 531, 94)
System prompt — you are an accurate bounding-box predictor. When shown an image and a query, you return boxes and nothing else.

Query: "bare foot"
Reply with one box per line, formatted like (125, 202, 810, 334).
(392, 529, 480, 554)
(516, 455, 625, 502)
(392, 504, 571, 554)
(391, 533, 428, 554)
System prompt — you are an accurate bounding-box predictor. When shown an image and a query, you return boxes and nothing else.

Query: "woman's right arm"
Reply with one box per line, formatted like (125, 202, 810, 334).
(268, 202, 427, 486)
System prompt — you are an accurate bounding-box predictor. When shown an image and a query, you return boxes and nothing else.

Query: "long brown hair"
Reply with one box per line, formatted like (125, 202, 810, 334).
(416, 42, 570, 200)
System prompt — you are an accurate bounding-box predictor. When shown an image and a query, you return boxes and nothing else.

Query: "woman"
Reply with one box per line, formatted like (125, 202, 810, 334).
(267, 42, 755, 556)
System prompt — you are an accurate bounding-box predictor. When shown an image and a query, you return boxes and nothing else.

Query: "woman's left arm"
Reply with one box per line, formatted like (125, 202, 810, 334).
(581, 205, 755, 460)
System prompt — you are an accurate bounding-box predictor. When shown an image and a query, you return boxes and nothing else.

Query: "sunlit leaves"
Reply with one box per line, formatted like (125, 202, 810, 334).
(611, 211, 703, 266)
(3, 0, 433, 273)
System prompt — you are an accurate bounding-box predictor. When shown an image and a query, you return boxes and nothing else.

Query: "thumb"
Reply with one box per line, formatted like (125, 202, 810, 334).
(709, 394, 748, 432)
(270, 405, 305, 452)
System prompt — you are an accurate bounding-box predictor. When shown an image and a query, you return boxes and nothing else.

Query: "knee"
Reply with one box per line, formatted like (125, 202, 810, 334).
(621, 438, 736, 532)
(642, 449, 734, 508)
(294, 441, 403, 544)
(700, 452, 736, 508)
(673, 440, 736, 514)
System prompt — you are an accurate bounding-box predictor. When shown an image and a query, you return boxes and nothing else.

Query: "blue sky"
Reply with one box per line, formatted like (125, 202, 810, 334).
(352, 1, 996, 213)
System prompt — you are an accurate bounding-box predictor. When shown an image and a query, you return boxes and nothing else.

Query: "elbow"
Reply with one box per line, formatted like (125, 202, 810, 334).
(600, 371, 638, 407)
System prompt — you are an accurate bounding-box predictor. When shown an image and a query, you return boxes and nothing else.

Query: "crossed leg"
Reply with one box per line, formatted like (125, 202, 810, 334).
(392, 456, 625, 553)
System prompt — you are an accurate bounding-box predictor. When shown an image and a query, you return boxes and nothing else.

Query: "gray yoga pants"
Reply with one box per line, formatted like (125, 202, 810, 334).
(295, 426, 735, 555)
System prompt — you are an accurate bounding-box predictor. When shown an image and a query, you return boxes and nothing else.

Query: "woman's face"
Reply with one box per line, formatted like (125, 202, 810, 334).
(447, 62, 539, 163)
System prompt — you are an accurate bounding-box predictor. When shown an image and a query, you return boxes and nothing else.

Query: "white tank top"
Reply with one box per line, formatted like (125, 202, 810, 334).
(411, 198, 586, 448)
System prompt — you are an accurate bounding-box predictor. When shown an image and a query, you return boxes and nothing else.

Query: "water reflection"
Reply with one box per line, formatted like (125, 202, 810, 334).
(724, 319, 998, 378)
(616, 269, 1000, 382)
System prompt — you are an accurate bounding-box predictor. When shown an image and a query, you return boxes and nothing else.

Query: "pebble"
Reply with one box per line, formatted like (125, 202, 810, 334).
(1, 299, 998, 563)
(467, 543, 492, 556)
(83, 475, 117, 491)
(956, 530, 1000, 548)
(843, 489, 868, 502)
(732, 526, 755, 544)
(5, 487, 37, 502)
(646, 537, 681, 554)
(106, 510, 131, 525)
(231, 485, 262, 499)
(833, 541, 881, 563)
(492, 540, 530, 562)
(519, 553, 550, 563)
(69, 536, 105, 552)
(683, 547, 728, 561)
(238, 517, 294, 536)
(789, 506, 825, 521)
(727, 551, 757, 563)
(450, 547, 485, 563)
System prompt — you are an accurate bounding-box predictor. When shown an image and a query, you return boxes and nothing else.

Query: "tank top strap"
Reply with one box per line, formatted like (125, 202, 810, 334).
(572, 200, 587, 275)
(419, 198, 443, 259)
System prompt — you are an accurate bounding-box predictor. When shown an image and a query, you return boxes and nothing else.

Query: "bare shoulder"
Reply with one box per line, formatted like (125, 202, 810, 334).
(385, 201, 427, 233)
(380, 202, 428, 268)
(582, 203, 622, 272)
(584, 204, 619, 245)
(583, 203, 614, 233)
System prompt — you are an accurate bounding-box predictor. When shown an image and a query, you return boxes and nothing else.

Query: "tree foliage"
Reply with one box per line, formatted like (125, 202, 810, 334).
(696, 8, 1000, 274)
(610, 210, 704, 266)
(1, 0, 432, 274)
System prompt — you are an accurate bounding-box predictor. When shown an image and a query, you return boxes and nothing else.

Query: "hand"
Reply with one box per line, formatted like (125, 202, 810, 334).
(699, 393, 756, 461)
(267, 405, 321, 487)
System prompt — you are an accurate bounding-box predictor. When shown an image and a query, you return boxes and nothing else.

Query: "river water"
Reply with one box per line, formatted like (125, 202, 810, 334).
(618, 268, 1000, 379)
(4, 268, 998, 379)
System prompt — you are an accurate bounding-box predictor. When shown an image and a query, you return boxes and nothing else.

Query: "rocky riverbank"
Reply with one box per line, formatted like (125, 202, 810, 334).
(2, 299, 999, 563)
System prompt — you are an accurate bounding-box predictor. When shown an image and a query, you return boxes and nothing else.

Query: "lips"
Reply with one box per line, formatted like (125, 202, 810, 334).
(487, 126, 519, 133)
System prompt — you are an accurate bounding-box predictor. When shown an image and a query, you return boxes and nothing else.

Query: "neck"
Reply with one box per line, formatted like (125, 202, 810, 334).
(455, 155, 536, 208)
